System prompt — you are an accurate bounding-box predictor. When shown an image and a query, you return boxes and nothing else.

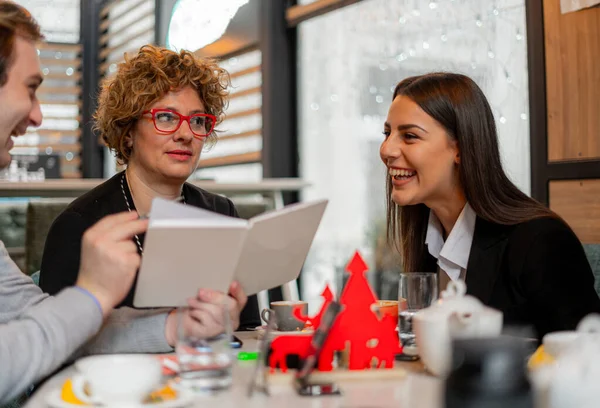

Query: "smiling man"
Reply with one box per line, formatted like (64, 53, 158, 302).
(0, 14, 43, 168)
(0, 1, 149, 403)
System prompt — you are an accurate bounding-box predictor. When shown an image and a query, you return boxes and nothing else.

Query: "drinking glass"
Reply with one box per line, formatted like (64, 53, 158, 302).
(175, 302, 234, 392)
(398, 272, 438, 356)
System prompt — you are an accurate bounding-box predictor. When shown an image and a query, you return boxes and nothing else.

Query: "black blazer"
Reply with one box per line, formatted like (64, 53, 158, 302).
(425, 216, 600, 339)
(39, 171, 261, 330)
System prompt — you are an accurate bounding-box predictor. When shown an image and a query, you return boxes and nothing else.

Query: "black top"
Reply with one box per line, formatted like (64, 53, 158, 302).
(423, 216, 600, 339)
(39, 171, 261, 330)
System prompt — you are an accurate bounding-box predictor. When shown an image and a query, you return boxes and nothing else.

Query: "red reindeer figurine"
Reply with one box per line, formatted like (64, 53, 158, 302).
(269, 335, 312, 373)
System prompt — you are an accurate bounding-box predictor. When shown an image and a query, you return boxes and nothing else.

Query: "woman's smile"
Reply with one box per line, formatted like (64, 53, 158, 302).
(389, 167, 417, 187)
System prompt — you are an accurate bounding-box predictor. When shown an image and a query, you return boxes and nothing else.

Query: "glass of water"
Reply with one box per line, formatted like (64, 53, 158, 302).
(398, 272, 438, 358)
(175, 302, 234, 392)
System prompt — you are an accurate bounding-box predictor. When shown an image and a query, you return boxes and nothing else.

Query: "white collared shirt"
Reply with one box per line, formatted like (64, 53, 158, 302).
(425, 202, 477, 288)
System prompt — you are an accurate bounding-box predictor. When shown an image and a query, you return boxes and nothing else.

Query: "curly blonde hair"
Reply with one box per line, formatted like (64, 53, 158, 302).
(94, 45, 230, 164)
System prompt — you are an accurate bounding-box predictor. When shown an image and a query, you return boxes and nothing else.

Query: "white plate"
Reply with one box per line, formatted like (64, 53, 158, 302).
(45, 388, 195, 408)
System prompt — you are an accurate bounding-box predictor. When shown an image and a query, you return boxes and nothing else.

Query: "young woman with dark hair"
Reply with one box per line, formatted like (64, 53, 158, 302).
(381, 72, 600, 339)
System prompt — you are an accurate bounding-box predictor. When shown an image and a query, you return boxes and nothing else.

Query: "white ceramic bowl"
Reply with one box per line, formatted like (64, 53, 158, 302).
(74, 354, 162, 405)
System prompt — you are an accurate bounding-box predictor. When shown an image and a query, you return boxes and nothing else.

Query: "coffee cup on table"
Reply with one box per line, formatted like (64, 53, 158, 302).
(261, 300, 308, 331)
(70, 354, 162, 406)
(371, 298, 408, 318)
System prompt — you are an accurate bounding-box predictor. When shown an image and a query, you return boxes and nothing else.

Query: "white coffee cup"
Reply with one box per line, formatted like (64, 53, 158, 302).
(71, 354, 162, 407)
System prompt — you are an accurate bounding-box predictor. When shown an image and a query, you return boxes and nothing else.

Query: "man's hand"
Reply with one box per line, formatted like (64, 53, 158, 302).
(164, 281, 248, 346)
(75, 212, 148, 317)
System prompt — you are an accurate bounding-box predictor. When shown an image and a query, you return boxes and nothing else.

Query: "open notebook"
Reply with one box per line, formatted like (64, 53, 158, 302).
(133, 198, 328, 308)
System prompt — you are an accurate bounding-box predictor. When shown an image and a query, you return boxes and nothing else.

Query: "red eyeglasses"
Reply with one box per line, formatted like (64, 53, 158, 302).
(142, 109, 216, 138)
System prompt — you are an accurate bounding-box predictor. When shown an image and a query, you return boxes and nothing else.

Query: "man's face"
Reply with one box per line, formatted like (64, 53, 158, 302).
(0, 36, 43, 169)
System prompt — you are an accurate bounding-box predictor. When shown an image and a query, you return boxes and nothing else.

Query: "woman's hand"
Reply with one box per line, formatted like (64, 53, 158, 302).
(164, 281, 248, 347)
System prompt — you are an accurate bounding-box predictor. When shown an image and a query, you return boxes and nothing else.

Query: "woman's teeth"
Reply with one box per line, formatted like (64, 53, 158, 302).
(389, 168, 416, 179)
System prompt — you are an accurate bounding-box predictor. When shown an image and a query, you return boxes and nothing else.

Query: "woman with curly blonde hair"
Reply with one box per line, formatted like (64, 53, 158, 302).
(39, 45, 260, 354)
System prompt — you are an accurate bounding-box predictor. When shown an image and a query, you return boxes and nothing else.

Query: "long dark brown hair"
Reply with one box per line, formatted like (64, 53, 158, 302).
(385, 73, 557, 272)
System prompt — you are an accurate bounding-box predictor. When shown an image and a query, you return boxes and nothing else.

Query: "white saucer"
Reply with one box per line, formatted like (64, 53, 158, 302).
(45, 388, 194, 408)
(253, 326, 313, 339)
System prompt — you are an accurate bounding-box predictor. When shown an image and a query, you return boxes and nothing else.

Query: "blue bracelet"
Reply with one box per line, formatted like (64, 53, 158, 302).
(74, 286, 104, 316)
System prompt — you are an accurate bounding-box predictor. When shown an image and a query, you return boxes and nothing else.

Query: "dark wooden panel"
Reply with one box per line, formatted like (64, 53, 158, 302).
(549, 179, 600, 243)
(527, 0, 549, 204)
(544, 0, 600, 162)
(261, 0, 298, 181)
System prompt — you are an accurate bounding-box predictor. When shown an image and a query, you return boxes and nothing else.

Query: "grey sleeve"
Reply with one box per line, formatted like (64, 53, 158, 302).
(77, 307, 174, 355)
(0, 242, 102, 403)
